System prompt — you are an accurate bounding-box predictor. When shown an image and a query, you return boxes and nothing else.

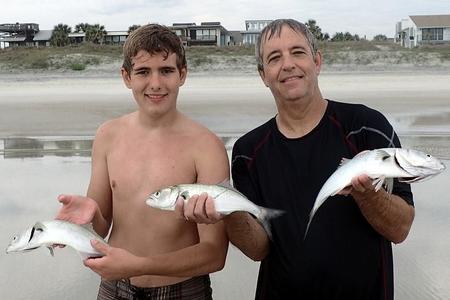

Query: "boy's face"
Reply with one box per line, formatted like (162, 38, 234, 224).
(122, 50, 186, 117)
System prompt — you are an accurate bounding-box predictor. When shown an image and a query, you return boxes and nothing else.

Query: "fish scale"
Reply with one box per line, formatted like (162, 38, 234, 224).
(304, 148, 445, 238)
(6, 220, 106, 260)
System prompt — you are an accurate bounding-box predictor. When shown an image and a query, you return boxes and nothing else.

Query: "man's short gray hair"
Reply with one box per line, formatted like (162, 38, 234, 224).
(255, 19, 318, 71)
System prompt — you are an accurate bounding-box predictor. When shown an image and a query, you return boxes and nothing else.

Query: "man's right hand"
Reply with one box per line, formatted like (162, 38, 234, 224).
(175, 192, 224, 224)
(55, 194, 98, 225)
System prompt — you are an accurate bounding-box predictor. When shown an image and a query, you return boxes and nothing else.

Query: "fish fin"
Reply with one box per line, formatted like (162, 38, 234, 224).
(372, 176, 385, 192)
(384, 178, 394, 194)
(47, 246, 55, 257)
(400, 176, 430, 183)
(33, 221, 46, 231)
(256, 207, 284, 240)
(179, 190, 190, 200)
(339, 158, 351, 166)
(216, 180, 232, 189)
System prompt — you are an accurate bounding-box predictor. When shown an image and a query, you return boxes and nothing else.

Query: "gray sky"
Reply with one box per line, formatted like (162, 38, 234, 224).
(2, 0, 449, 39)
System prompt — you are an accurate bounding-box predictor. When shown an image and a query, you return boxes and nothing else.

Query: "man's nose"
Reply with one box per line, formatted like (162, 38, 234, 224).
(281, 55, 295, 71)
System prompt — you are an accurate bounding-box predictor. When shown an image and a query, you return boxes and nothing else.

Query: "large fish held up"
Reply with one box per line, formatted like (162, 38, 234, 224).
(6, 220, 106, 260)
(305, 148, 446, 237)
(146, 183, 284, 239)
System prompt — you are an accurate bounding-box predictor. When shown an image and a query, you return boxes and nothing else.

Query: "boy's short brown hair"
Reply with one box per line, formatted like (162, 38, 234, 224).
(122, 24, 186, 74)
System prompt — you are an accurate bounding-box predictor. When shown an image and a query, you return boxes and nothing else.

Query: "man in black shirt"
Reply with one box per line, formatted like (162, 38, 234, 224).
(178, 19, 415, 299)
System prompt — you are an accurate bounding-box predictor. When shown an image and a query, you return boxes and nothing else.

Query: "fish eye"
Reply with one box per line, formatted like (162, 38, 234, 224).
(155, 192, 160, 196)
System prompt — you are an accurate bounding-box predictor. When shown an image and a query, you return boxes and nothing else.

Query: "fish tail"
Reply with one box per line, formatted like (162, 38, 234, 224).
(257, 207, 284, 240)
(303, 216, 314, 241)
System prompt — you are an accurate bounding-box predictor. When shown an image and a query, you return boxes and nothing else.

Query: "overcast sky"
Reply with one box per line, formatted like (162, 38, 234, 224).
(2, 0, 449, 39)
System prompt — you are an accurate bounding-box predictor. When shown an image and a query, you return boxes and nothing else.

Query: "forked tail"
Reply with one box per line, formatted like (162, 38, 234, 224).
(257, 207, 284, 240)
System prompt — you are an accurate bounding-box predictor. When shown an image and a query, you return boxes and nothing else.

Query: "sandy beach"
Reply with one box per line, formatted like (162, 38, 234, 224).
(1, 67, 450, 299)
(0, 68, 449, 138)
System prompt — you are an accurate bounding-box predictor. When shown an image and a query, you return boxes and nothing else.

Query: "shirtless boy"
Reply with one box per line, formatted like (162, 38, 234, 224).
(56, 24, 229, 299)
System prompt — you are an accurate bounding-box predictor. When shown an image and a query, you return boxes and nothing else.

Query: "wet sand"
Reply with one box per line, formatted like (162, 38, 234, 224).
(1, 70, 450, 299)
(0, 71, 450, 137)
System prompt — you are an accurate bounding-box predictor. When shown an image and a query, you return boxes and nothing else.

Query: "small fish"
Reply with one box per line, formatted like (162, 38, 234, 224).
(6, 220, 107, 260)
(146, 183, 284, 239)
(305, 148, 445, 237)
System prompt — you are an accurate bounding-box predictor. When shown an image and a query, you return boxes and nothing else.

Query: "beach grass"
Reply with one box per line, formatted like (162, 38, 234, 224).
(0, 41, 449, 71)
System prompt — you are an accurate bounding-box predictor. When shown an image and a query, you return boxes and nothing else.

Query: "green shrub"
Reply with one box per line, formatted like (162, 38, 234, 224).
(70, 63, 86, 71)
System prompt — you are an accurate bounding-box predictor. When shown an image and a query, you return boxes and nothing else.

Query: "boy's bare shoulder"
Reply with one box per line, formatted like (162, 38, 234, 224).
(95, 113, 134, 141)
(179, 114, 223, 147)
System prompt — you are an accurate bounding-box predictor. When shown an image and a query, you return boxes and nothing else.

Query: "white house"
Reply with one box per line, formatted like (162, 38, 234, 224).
(241, 20, 272, 45)
(396, 14, 450, 48)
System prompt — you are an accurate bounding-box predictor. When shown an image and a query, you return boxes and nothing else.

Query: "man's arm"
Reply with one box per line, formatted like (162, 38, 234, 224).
(349, 174, 415, 243)
(224, 212, 270, 261)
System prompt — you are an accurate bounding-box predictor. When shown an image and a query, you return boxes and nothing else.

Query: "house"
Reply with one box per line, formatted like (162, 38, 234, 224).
(33, 30, 53, 47)
(170, 22, 231, 46)
(104, 31, 128, 45)
(0, 23, 39, 47)
(396, 14, 450, 48)
(241, 20, 272, 45)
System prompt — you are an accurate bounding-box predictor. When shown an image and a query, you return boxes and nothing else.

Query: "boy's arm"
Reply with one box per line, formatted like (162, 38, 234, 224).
(85, 131, 230, 279)
(85, 123, 114, 237)
(56, 123, 112, 238)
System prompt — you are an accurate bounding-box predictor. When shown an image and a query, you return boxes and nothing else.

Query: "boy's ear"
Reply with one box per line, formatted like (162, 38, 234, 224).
(121, 68, 132, 88)
(179, 66, 187, 86)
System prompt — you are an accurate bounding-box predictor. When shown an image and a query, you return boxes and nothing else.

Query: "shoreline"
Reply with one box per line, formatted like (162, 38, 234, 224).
(0, 69, 449, 139)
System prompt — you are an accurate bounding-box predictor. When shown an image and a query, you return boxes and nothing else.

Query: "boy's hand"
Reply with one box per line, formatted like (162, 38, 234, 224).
(55, 194, 97, 225)
(84, 240, 137, 281)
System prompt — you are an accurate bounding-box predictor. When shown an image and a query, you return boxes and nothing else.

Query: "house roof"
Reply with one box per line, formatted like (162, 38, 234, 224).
(410, 15, 450, 28)
(33, 30, 53, 41)
(106, 31, 128, 36)
(1, 36, 26, 42)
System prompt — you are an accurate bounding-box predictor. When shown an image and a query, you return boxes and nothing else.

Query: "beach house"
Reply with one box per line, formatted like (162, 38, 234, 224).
(396, 14, 450, 48)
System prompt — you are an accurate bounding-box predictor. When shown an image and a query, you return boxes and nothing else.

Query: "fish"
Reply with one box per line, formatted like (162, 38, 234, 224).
(146, 183, 284, 239)
(305, 148, 446, 237)
(6, 220, 107, 260)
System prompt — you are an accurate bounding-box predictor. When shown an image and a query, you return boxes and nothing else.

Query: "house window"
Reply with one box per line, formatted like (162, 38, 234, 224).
(422, 28, 443, 41)
(196, 29, 216, 40)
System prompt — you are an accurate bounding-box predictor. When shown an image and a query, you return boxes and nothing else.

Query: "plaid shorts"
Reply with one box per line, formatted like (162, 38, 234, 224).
(97, 275, 213, 300)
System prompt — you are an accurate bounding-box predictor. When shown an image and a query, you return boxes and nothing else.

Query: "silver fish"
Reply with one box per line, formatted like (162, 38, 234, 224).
(306, 148, 445, 236)
(6, 220, 107, 260)
(146, 183, 284, 238)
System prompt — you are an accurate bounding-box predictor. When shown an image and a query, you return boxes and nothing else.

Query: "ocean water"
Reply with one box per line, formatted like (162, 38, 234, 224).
(0, 135, 449, 299)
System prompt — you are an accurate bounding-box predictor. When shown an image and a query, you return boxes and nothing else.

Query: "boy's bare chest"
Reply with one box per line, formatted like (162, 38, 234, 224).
(106, 137, 197, 197)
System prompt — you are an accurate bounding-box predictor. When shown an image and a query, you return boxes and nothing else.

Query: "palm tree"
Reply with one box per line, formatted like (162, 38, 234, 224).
(128, 25, 141, 34)
(50, 23, 71, 47)
(74, 23, 90, 33)
(305, 19, 325, 41)
(85, 24, 107, 44)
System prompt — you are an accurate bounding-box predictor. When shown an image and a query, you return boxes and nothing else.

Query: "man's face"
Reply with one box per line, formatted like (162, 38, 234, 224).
(259, 26, 321, 104)
(122, 50, 186, 117)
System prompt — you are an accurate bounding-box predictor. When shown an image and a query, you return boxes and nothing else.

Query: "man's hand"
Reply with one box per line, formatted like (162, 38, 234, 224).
(174, 192, 223, 224)
(338, 174, 375, 196)
(84, 241, 138, 281)
(55, 194, 98, 225)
